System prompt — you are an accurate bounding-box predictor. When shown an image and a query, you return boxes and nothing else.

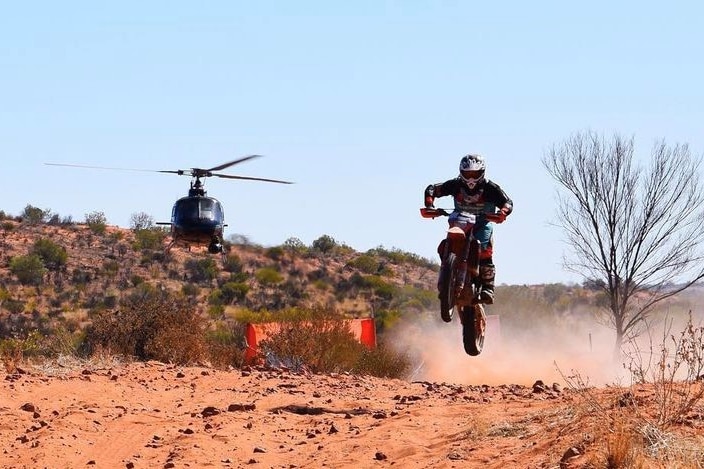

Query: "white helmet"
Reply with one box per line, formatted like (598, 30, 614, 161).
(459, 154, 486, 189)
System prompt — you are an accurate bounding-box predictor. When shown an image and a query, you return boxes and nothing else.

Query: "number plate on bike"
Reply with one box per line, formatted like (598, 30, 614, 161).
(448, 212, 476, 231)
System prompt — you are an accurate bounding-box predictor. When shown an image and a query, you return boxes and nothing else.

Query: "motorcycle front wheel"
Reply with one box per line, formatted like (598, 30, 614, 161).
(461, 304, 486, 356)
(439, 252, 457, 323)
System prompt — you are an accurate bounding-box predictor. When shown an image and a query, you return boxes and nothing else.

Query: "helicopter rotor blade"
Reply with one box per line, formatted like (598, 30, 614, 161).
(207, 155, 263, 172)
(44, 163, 163, 173)
(212, 173, 294, 184)
(46, 157, 289, 183)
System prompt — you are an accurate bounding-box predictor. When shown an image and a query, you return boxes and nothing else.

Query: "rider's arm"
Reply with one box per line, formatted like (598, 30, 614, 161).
(424, 184, 439, 208)
(485, 181, 513, 216)
(424, 180, 461, 208)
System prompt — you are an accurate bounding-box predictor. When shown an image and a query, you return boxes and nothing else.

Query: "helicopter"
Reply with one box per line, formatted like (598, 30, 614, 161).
(45, 155, 293, 254)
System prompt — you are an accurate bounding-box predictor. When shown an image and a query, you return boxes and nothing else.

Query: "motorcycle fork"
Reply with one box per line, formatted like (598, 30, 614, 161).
(449, 234, 469, 293)
(458, 237, 480, 297)
(467, 238, 480, 279)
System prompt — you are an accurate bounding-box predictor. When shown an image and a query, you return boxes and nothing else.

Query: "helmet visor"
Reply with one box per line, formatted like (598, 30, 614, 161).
(461, 169, 484, 180)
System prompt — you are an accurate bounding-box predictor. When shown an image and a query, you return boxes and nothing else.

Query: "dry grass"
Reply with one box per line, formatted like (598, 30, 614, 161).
(602, 414, 647, 469)
(23, 352, 127, 377)
(560, 313, 704, 468)
(1, 340, 23, 374)
(624, 313, 704, 429)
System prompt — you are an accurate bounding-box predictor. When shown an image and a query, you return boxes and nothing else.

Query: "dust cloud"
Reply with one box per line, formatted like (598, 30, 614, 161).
(390, 310, 626, 387)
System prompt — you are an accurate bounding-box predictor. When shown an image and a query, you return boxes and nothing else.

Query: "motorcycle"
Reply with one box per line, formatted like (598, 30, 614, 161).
(420, 207, 504, 356)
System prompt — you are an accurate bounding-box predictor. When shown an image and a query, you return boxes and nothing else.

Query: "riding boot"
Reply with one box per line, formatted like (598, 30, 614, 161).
(478, 263, 496, 304)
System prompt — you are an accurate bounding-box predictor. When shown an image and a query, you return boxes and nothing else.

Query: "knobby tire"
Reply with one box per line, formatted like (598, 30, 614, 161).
(461, 304, 486, 356)
(439, 253, 457, 323)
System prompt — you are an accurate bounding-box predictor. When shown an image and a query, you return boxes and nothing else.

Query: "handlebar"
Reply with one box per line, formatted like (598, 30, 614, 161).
(420, 207, 450, 218)
(419, 207, 506, 223)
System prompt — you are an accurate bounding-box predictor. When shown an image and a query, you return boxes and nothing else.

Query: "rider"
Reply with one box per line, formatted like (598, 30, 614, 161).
(424, 154, 513, 304)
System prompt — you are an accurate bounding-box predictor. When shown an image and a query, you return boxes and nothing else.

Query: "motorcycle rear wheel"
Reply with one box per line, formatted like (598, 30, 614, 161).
(461, 304, 486, 356)
(439, 253, 457, 323)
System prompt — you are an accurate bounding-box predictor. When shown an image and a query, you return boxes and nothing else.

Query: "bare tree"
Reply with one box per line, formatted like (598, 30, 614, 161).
(543, 131, 704, 353)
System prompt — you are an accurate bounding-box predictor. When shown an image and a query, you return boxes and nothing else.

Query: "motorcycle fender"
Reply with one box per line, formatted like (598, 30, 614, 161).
(447, 226, 466, 239)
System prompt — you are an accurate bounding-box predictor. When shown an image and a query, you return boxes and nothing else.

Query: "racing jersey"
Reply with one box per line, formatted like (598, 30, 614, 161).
(424, 178, 513, 216)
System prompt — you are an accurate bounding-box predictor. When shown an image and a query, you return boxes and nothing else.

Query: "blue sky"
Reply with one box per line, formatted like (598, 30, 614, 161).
(1, 1, 703, 285)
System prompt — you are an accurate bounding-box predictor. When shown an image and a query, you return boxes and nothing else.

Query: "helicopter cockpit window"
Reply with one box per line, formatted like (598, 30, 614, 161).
(196, 199, 223, 222)
(199, 199, 215, 220)
(175, 199, 200, 222)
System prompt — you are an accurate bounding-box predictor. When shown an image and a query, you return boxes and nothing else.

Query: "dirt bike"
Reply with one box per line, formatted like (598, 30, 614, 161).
(420, 207, 504, 356)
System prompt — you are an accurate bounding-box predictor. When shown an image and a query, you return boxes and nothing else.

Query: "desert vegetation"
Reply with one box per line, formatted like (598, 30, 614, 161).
(3, 201, 704, 466)
(1, 203, 658, 376)
(0, 205, 444, 377)
(557, 313, 704, 467)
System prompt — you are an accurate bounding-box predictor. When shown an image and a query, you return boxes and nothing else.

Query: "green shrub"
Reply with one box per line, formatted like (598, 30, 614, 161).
(306, 267, 329, 282)
(228, 271, 248, 283)
(133, 228, 166, 251)
(266, 246, 285, 261)
(32, 238, 68, 272)
(0, 330, 47, 360)
(85, 211, 107, 234)
(22, 205, 50, 225)
(374, 309, 403, 333)
(185, 257, 218, 284)
(363, 275, 396, 300)
(0, 330, 54, 372)
(103, 294, 118, 309)
(311, 234, 337, 254)
(283, 237, 307, 257)
(223, 254, 244, 273)
(208, 289, 223, 305)
(366, 246, 437, 270)
(352, 342, 411, 379)
(208, 304, 225, 319)
(71, 268, 91, 285)
(206, 321, 246, 369)
(181, 283, 200, 297)
(9, 254, 46, 286)
(347, 254, 380, 274)
(255, 267, 284, 286)
(102, 259, 120, 278)
(220, 281, 249, 303)
(44, 326, 84, 356)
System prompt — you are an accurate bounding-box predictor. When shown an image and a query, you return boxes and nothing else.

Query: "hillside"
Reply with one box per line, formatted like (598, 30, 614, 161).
(1, 212, 700, 371)
(0, 214, 439, 339)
